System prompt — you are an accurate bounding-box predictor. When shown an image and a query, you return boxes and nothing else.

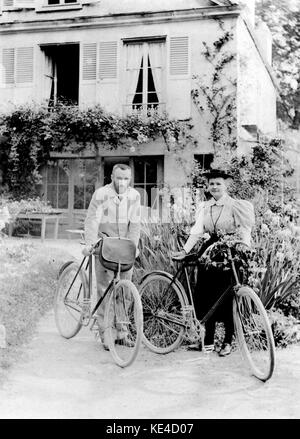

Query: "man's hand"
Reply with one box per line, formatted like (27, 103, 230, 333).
(82, 245, 93, 257)
(171, 250, 187, 260)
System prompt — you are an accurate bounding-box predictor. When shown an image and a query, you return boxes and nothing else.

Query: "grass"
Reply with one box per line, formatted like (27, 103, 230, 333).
(0, 239, 71, 380)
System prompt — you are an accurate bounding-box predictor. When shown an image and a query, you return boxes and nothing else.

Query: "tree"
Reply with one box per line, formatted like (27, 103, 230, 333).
(256, 0, 300, 129)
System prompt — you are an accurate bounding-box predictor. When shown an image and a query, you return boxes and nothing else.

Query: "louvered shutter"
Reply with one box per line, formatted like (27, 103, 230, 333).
(3, 0, 14, 7)
(168, 36, 191, 119)
(99, 41, 118, 80)
(16, 47, 34, 84)
(98, 41, 119, 112)
(79, 43, 97, 106)
(170, 36, 189, 76)
(82, 43, 97, 81)
(15, 0, 35, 7)
(2, 48, 15, 85)
(14, 0, 35, 7)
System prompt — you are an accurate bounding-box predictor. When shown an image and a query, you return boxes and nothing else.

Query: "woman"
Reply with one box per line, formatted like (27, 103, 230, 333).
(173, 169, 255, 356)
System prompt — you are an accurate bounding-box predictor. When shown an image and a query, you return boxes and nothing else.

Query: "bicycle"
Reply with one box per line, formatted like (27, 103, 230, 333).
(139, 240, 276, 381)
(54, 236, 143, 368)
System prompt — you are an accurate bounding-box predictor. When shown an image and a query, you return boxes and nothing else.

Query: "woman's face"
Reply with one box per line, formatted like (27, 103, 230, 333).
(208, 177, 228, 200)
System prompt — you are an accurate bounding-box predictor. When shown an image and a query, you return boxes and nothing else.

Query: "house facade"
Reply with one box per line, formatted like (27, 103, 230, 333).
(0, 0, 277, 232)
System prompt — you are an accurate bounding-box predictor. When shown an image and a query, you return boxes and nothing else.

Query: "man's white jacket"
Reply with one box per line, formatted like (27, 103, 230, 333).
(84, 183, 141, 247)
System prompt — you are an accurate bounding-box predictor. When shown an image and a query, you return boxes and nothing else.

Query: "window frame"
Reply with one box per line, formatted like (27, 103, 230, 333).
(42, 162, 70, 211)
(122, 37, 167, 116)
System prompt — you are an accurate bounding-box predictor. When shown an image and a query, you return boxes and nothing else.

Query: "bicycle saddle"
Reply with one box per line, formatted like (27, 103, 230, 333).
(171, 252, 198, 263)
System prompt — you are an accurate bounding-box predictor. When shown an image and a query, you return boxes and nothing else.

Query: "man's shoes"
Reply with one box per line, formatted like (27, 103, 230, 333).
(115, 335, 135, 347)
(218, 343, 232, 357)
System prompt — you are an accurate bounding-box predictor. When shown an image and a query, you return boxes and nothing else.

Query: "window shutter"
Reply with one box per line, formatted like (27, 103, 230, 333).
(170, 36, 189, 76)
(99, 41, 118, 80)
(14, 0, 35, 7)
(16, 47, 34, 84)
(168, 36, 190, 119)
(2, 48, 15, 85)
(3, 0, 14, 7)
(82, 43, 97, 81)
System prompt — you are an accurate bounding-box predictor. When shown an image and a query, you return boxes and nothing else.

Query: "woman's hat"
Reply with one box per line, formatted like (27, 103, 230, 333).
(203, 169, 233, 180)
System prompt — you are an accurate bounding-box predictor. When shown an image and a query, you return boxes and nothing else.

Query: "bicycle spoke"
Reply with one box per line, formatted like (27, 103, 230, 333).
(54, 262, 87, 339)
(104, 280, 143, 367)
(140, 273, 187, 353)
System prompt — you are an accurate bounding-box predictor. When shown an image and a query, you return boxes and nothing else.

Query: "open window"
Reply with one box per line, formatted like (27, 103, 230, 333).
(47, 0, 77, 4)
(40, 43, 79, 105)
(124, 38, 166, 116)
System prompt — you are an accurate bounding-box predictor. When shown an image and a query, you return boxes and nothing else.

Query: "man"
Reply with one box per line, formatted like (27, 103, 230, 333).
(82, 163, 141, 345)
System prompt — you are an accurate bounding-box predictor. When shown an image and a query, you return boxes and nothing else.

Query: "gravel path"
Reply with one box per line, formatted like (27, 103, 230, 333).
(0, 239, 299, 419)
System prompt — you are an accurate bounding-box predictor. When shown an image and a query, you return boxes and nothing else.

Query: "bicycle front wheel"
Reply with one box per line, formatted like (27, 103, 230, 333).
(233, 286, 275, 381)
(139, 272, 188, 354)
(54, 261, 88, 339)
(104, 279, 143, 368)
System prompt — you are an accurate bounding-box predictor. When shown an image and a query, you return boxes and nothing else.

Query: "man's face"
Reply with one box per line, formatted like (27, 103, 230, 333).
(111, 168, 131, 194)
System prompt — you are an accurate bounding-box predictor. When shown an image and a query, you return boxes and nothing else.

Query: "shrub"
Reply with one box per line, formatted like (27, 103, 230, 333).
(0, 242, 71, 374)
(269, 309, 300, 348)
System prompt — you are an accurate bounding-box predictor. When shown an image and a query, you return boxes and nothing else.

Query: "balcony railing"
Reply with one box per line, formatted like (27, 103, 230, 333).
(123, 102, 166, 117)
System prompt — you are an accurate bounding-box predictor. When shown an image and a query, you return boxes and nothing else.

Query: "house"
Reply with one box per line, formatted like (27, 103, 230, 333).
(0, 0, 277, 232)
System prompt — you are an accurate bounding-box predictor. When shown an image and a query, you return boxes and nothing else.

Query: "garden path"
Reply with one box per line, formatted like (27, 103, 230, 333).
(0, 239, 299, 419)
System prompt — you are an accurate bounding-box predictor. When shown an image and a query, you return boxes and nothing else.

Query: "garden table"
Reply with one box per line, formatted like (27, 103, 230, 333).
(8, 211, 63, 242)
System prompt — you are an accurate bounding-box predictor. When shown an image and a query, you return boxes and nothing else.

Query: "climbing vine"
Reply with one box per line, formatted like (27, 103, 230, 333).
(0, 103, 193, 197)
(191, 21, 237, 166)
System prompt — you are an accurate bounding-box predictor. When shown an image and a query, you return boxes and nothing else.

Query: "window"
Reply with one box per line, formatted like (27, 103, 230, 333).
(194, 154, 214, 171)
(0, 47, 33, 86)
(47, 0, 77, 4)
(133, 156, 163, 208)
(43, 162, 69, 209)
(73, 160, 97, 210)
(124, 39, 166, 115)
(40, 43, 79, 105)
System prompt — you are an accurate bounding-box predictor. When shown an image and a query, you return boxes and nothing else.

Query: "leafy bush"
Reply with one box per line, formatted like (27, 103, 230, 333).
(0, 104, 190, 197)
(134, 206, 300, 348)
(269, 309, 300, 348)
(248, 212, 300, 312)
(0, 242, 71, 374)
(1, 196, 54, 218)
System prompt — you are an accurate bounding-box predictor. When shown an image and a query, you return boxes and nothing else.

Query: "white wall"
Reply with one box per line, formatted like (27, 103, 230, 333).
(237, 17, 277, 136)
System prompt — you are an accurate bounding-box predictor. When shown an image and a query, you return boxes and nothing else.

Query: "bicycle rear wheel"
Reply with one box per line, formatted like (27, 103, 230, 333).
(233, 286, 275, 381)
(104, 279, 143, 367)
(54, 261, 88, 339)
(139, 272, 188, 354)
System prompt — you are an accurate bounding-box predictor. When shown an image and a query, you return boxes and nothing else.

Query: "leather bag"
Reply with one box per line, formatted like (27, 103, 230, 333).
(98, 237, 136, 272)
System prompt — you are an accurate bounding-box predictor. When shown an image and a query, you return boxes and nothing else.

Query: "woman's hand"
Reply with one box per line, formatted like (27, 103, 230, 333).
(235, 242, 251, 252)
(171, 250, 187, 260)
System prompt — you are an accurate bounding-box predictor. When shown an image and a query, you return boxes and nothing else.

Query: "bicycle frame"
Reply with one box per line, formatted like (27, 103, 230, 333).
(162, 247, 243, 328)
(64, 252, 122, 322)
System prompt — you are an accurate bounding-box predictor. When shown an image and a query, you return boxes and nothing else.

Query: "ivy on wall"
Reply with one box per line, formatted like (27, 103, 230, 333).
(0, 104, 193, 197)
(191, 21, 237, 167)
